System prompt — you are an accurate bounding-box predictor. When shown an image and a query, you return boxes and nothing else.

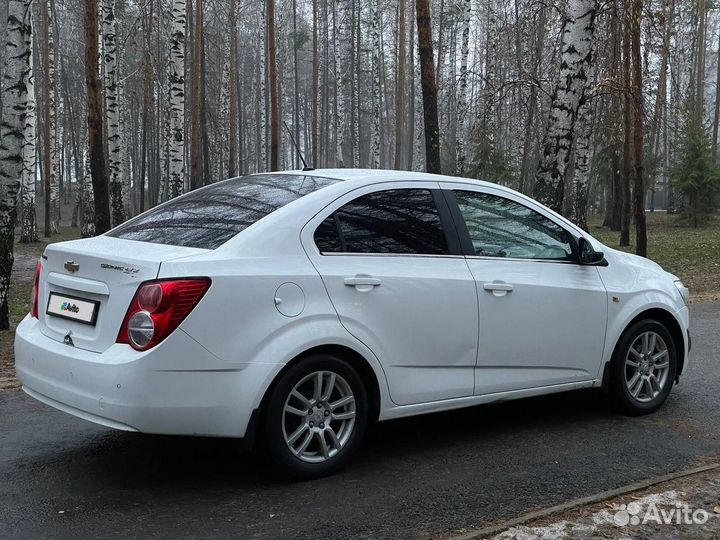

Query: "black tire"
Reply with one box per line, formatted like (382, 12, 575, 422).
(608, 319, 677, 416)
(264, 354, 368, 480)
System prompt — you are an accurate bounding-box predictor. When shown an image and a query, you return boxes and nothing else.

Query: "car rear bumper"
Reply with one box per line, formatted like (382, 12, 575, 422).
(14, 315, 281, 438)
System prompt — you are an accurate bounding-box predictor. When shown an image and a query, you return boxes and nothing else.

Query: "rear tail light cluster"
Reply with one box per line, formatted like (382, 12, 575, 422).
(31, 262, 41, 318)
(117, 278, 211, 351)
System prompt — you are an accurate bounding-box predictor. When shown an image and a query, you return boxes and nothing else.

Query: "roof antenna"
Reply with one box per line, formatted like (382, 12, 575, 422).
(283, 121, 314, 171)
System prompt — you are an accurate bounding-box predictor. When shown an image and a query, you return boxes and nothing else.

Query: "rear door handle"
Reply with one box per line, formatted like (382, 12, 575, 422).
(344, 275, 382, 290)
(483, 282, 513, 296)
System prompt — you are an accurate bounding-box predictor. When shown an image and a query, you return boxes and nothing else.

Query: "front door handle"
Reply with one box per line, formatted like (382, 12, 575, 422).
(344, 275, 382, 290)
(483, 281, 513, 297)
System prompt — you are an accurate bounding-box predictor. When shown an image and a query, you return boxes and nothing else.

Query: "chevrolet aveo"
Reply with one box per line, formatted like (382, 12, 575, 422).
(16, 169, 690, 478)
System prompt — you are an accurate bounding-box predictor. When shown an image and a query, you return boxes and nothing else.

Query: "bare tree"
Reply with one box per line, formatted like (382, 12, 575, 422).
(415, 0, 440, 173)
(311, 0, 318, 167)
(41, 0, 58, 235)
(227, 0, 238, 176)
(85, 0, 111, 233)
(189, 0, 203, 189)
(268, 0, 279, 171)
(393, 0, 406, 170)
(631, 0, 646, 256)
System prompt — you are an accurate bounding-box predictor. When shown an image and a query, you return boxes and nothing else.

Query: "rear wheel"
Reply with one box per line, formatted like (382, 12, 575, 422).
(264, 354, 368, 479)
(609, 319, 677, 415)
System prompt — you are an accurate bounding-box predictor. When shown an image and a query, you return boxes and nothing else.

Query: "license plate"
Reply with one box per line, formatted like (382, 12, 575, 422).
(46, 292, 100, 326)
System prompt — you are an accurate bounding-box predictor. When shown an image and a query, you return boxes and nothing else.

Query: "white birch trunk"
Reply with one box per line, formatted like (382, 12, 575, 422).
(533, 0, 598, 213)
(0, 0, 32, 328)
(219, 26, 230, 178)
(118, 42, 131, 216)
(103, 0, 124, 225)
(45, 0, 59, 233)
(258, 6, 267, 171)
(81, 160, 95, 237)
(20, 14, 38, 244)
(334, 0, 347, 167)
(369, 0, 381, 168)
(350, 1, 359, 167)
(482, 0, 497, 143)
(167, 0, 186, 199)
(455, 0, 471, 176)
(570, 46, 597, 231)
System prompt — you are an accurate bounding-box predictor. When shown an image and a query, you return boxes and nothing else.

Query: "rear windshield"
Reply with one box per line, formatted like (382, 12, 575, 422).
(107, 174, 338, 249)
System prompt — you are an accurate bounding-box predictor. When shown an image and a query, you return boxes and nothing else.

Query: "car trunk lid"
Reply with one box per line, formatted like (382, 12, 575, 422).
(38, 235, 208, 353)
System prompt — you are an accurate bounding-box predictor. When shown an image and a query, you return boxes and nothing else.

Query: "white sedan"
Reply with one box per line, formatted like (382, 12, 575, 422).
(15, 169, 690, 478)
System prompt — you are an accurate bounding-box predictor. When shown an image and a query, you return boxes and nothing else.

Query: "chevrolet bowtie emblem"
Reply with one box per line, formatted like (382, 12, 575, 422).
(64, 261, 80, 273)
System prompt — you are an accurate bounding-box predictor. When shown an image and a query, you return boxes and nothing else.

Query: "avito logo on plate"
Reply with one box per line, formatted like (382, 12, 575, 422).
(60, 302, 80, 314)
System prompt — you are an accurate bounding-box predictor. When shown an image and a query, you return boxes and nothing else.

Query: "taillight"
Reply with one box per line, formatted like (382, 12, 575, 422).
(31, 262, 41, 318)
(117, 278, 211, 351)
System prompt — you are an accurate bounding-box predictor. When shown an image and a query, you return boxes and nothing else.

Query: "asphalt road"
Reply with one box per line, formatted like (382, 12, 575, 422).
(2, 302, 719, 540)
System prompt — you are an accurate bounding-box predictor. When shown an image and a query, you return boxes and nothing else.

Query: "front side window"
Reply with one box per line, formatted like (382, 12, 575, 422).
(314, 188, 449, 255)
(453, 190, 574, 260)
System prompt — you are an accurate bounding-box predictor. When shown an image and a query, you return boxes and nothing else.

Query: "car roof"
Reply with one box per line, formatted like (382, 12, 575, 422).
(271, 168, 500, 189)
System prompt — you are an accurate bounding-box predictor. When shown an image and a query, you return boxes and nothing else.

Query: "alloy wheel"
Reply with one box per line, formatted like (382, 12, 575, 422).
(282, 370, 357, 463)
(624, 331, 670, 403)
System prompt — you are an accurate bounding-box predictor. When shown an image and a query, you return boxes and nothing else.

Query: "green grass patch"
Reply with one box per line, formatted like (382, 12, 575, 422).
(589, 212, 720, 296)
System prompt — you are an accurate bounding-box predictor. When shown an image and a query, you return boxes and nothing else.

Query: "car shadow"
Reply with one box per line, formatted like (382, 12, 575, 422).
(17, 388, 625, 490)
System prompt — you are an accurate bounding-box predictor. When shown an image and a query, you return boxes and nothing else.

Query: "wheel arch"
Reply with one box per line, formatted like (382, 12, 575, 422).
(603, 307, 686, 387)
(256, 344, 382, 427)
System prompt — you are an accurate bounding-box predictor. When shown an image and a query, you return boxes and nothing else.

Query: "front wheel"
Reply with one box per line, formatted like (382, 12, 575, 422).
(264, 354, 368, 479)
(609, 319, 677, 416)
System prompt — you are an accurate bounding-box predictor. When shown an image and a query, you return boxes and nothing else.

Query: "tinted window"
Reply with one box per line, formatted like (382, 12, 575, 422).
(454, 190, 574, 260)
(314, 189, 449, 255)
(108, 174, 337, 249)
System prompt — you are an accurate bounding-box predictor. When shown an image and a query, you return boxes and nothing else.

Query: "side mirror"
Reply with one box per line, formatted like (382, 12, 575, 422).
(578, 237, 605, 265)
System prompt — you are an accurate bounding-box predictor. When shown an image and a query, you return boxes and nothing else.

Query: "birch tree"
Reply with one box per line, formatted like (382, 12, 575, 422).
(81, 162, 95, 237)
(20, 13, 38, 244)
(570, 86, 594, 231)
(41, 0, 58, 235)
(0, 0, 32, 329)
(167, 0, 185, 199)
(335, 0, 347, 168)
(369, 0, 381, 168)
(103, 0, 124, 225)
(533, 0, 598, 213)
(455, 0, 470, 175)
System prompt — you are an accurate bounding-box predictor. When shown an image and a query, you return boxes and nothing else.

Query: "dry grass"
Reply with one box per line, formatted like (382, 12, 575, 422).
(589, 212, 720, 297)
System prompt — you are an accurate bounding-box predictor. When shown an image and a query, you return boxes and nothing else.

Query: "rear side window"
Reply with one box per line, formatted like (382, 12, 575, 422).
(108, 174, 338, 249)
(314, 189, 449, 255)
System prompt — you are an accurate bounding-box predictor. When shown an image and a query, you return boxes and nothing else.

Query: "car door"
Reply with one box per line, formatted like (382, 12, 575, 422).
(439, 183, 608, 395)
(301, 183, 479, 406)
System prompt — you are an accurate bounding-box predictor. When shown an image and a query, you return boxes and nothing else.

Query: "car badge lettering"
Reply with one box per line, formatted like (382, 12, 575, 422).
(100, 263, 140, 275)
